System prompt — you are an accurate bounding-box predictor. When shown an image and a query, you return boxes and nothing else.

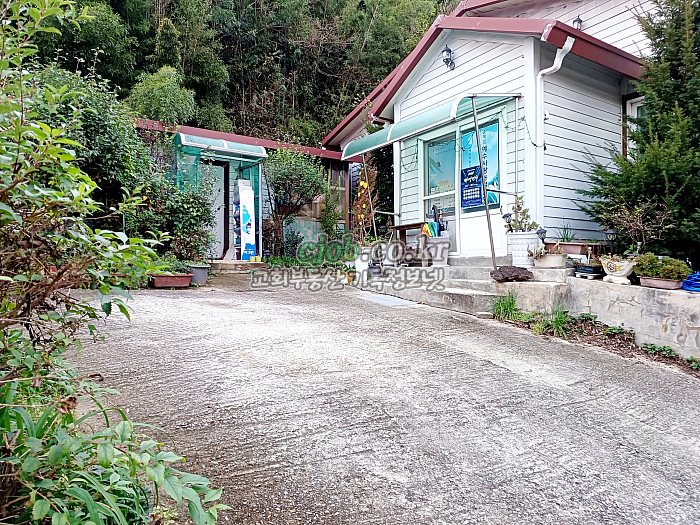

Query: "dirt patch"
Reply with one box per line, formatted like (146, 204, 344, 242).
(505, 316, 700, 379)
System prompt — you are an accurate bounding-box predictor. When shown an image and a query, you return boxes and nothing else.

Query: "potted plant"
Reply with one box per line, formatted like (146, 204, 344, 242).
(635, 253, 691, 290)
(150, 256, 194, 288)
(575, 248, 604, 275)
(600, 254, 637, 285)
(188, 260, 211, 285)
(543, 222, 591, 255)
(531, 242, 567, 268)
(505, 196, 540, 268)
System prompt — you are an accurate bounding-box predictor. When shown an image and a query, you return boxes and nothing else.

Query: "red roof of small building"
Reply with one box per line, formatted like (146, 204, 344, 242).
(135, 119, 360, 162)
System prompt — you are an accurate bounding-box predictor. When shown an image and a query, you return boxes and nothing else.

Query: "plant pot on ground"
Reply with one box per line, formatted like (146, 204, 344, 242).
(149, 256, 195, 288)
(188, 262, 211, 285)
(531, 242, 567, 269)
(505, 196, 541, 268)
(635, 253, 691, 290)
(151, 274, 194, 288)
(534, 253, 567, 268)
(544, 241, 590, 255)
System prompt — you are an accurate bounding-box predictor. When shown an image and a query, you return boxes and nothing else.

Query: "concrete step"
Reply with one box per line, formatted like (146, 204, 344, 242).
(442, 279, 570, 312)
(210, 260, 269, 274)
(447, 255, 512, 267)
(375, 285, 503, 316)
(441, 266, 494, 280)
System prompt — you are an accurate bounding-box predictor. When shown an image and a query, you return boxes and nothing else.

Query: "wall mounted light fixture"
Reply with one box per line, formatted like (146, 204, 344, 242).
(442, 45, 455, 70)
(573, 15, 583, 31)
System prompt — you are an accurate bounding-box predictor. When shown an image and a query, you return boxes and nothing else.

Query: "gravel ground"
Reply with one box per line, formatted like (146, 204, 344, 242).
(74, 275, 700, 525)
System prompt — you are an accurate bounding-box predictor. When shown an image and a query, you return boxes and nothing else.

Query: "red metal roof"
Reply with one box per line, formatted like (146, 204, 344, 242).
(367, 16, 643, 121)
(135, 119, 360, 161)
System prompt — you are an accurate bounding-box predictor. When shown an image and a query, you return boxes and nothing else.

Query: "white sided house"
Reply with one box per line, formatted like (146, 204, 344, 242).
(322, 0, 650, 260)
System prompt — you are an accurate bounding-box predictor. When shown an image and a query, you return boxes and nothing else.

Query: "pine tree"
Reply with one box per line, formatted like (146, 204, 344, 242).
(579, 0, 700, 263)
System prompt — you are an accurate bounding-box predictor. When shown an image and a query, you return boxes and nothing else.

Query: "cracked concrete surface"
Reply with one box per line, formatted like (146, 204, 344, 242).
(75, 275, 700, 524)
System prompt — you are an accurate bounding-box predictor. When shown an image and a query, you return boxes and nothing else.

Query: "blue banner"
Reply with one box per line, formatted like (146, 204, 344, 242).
(461, 166, 483, 209)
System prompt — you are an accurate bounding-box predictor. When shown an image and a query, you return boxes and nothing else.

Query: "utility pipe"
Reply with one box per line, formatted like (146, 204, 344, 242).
(534, 36, 574, 227)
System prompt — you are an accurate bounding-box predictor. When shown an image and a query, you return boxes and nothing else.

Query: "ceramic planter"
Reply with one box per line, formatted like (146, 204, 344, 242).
(600, 257, 636, 285)
(189, 264, 210, 285)
(533, 253, 567, 269)
(639, 276, 683, 290)
(151, 274, 193, 288)
(544, 242, 589, 255)
(508, 231, 540, 268)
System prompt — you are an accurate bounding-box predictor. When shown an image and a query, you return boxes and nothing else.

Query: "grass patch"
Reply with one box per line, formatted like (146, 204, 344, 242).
(491, 291, 521, 320)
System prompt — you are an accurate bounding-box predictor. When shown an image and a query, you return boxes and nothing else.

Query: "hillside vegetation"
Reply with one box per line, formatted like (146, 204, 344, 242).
(37, 0, 459, 145)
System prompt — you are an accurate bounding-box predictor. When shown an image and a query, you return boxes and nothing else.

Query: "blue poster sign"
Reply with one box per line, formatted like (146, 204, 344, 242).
(461, 166, 483, 209)
(461, 122, 499, 210)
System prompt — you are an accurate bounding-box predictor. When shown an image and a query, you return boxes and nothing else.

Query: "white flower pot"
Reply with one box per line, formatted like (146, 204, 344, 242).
(533, 253, 567, 269)
(353, 247, 372, 284)
(508, 231, 540, 268)
(600, 256, 636, 285)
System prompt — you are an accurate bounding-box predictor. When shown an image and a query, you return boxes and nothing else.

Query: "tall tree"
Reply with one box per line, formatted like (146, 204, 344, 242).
(579, 0, 700, 262)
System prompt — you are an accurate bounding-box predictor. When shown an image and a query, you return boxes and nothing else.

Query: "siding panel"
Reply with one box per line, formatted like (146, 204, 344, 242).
(476, 0, 655, 57)
(542, 57, 622, 238)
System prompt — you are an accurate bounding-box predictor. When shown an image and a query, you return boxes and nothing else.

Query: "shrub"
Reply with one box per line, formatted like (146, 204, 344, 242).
(264, 148, 325, 255)
(658, 257, 692, 281)
(635, 253, 662, 277)
(127, 66, 196, 125)
(0, 2, 228, 523)
(284, 229, 304, 258)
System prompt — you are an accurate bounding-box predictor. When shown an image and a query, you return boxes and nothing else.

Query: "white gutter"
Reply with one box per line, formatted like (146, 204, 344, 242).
(534, 36, 574, 226)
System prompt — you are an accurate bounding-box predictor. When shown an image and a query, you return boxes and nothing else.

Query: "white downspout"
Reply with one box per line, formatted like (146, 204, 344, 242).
(535, 36, 574, 227)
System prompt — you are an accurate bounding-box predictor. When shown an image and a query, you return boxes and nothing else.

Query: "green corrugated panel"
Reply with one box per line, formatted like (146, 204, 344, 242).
(341, 125, 393, 160)
(389, 100, 455, 143)
(341, 94, 518, 161)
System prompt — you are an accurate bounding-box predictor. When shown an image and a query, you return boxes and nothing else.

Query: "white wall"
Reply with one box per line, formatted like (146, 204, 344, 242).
(541, 49, 623, 240)
(397, 33, 526, 120)
(392, 32, 527, 256)
(474, 0, 655, 57)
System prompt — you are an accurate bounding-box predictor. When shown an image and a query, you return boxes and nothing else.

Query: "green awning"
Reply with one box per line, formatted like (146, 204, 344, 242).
(341, 125, 393, 160)
(341, 93, 519, 161)
(176, 133, 268, 160)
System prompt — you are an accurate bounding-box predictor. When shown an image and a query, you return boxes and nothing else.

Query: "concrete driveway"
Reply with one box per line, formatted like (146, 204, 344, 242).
(76, 275, 700, 525)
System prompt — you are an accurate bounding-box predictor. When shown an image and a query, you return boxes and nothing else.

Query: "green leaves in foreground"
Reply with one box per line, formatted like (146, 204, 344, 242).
(6, 404, 229, 525)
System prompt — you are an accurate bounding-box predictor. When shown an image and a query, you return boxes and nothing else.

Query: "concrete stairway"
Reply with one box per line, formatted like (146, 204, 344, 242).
(210, 260, 269, 274)
(363, 258, 574, 316)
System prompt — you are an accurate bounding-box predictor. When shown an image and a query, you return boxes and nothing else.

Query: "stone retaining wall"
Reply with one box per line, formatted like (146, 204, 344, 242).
(566, 278, 700, 358)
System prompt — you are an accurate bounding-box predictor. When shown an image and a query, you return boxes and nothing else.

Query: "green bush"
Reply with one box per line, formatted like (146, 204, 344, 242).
(284, 229, 305, 258)
(635, 253, 691, 280)
(658, 257, 692, 281)
(0, 2, 227, 523)
(635, 253, 662, 277)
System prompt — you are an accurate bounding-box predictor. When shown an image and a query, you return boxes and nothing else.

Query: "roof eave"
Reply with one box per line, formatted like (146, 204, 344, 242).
(367, 17, 642, 119)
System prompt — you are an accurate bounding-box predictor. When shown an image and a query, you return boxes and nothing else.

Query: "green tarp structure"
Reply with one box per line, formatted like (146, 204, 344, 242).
(174, 133, 267, 188)
(341, 94, 518, 160)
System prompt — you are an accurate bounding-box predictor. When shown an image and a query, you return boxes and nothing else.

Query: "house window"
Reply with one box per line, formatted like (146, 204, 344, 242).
(628, 96, 646, 120)
(625, 96, 646, 155)
(460, 121, 499, 211)
(425, 135, 456, 213)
